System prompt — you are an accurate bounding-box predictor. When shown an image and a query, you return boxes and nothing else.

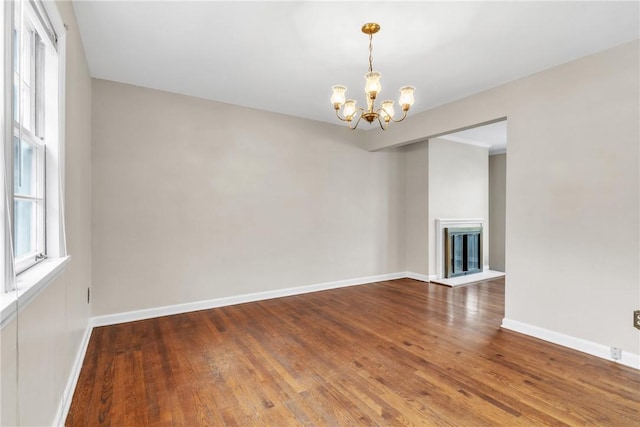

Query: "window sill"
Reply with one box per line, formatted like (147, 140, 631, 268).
(0, 256, 71, 329)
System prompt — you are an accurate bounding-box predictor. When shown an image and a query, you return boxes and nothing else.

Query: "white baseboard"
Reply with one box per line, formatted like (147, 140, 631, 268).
(405, 272, 432, 282)
(55, 322, 93, 426)
(502, 318, 639, 370)
(91, 272, 406, 327)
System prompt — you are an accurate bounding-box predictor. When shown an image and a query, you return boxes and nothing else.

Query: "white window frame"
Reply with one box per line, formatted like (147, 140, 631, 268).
(13, 11, 47, 273)
(1, 0, 67, 302)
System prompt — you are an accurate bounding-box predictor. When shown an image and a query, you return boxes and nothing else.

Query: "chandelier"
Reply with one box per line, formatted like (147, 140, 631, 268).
(331, 23, 415, 130)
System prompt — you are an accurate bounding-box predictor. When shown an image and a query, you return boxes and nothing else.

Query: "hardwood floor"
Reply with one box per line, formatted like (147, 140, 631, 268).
(66, 278, 640, 426)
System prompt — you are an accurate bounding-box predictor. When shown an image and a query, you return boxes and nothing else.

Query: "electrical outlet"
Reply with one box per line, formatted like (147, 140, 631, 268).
(634, 310, 640, 330)
(610, 347, 622, 360)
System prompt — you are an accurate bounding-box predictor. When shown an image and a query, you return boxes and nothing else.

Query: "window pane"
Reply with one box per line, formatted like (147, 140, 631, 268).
(13, 28, 18, 72)
(21, 82, 32, 129)
(19, 27, 34, 130)
(14, 199, 36, 257)
(35, 35, 45, 138)
(13, 136, 37, 196)
(13, 78, 18, 120)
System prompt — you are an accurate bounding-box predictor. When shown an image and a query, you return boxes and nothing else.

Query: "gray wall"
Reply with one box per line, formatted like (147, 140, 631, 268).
(92, 40, 640, 357)
(428, 138, 489, 276)
(489, 154, 506, 272)
(1, 1, 93, 425)
(403, 140, 429, 276)
(366, 40, 640, 357)
(505, 42, 637, 353)
(91, 80, 406, 316)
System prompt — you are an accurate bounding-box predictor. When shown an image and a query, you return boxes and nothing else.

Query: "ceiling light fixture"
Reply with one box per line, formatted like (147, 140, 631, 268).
(331, 23, 415, 130)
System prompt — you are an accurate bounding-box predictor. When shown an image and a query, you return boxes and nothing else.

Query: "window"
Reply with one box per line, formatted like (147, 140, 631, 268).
(13, 10, 47, 273)
(2, 0, 65, 292)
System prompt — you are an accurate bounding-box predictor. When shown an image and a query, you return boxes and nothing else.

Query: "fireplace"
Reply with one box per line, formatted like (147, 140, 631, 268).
(435, 218, 485, 280)
(433, 218, 504, 286)
(444, 227, 482, 278)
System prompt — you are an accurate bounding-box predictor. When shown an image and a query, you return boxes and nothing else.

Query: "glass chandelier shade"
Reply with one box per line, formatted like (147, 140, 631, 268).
(364, 72, 382, 97)
(342, 100, 357, 118)
(331, 85, 347, 107)
(380, 100, 395, 121)
(399, 86, 416, 110)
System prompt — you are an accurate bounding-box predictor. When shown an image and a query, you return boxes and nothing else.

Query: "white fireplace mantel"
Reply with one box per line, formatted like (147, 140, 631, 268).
(435, 218, 485, 280)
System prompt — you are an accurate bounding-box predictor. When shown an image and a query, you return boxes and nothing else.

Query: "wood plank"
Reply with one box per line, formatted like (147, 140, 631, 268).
(66, 278, 640, 426)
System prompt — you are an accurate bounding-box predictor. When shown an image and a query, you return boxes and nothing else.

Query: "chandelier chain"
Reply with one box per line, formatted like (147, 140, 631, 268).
(368, 33, 373, 73)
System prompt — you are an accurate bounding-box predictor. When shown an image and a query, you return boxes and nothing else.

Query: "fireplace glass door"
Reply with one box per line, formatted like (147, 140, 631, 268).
(445, 227, 482, 278)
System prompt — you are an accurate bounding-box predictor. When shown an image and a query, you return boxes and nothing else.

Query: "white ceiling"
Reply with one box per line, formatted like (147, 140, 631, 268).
(72, 1, 639, 127)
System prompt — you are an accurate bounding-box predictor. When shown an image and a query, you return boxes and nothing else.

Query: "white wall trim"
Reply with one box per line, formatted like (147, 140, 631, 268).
(405, 271, 431, 282)
(435, 218, 485, 279)
(91, 272, 406, 327)
(502, 318, 639, 370)
(55, 322, 92, 426)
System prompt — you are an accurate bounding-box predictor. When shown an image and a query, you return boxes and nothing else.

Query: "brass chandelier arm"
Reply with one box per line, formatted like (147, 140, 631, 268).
(335, 105, 409, 131)
(334, 107, 350, 122)
(374, 106, 410, 130)
(378, 107, 409, 123)
(349, 109, 366, 130)
(334, 107, 367, 130)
